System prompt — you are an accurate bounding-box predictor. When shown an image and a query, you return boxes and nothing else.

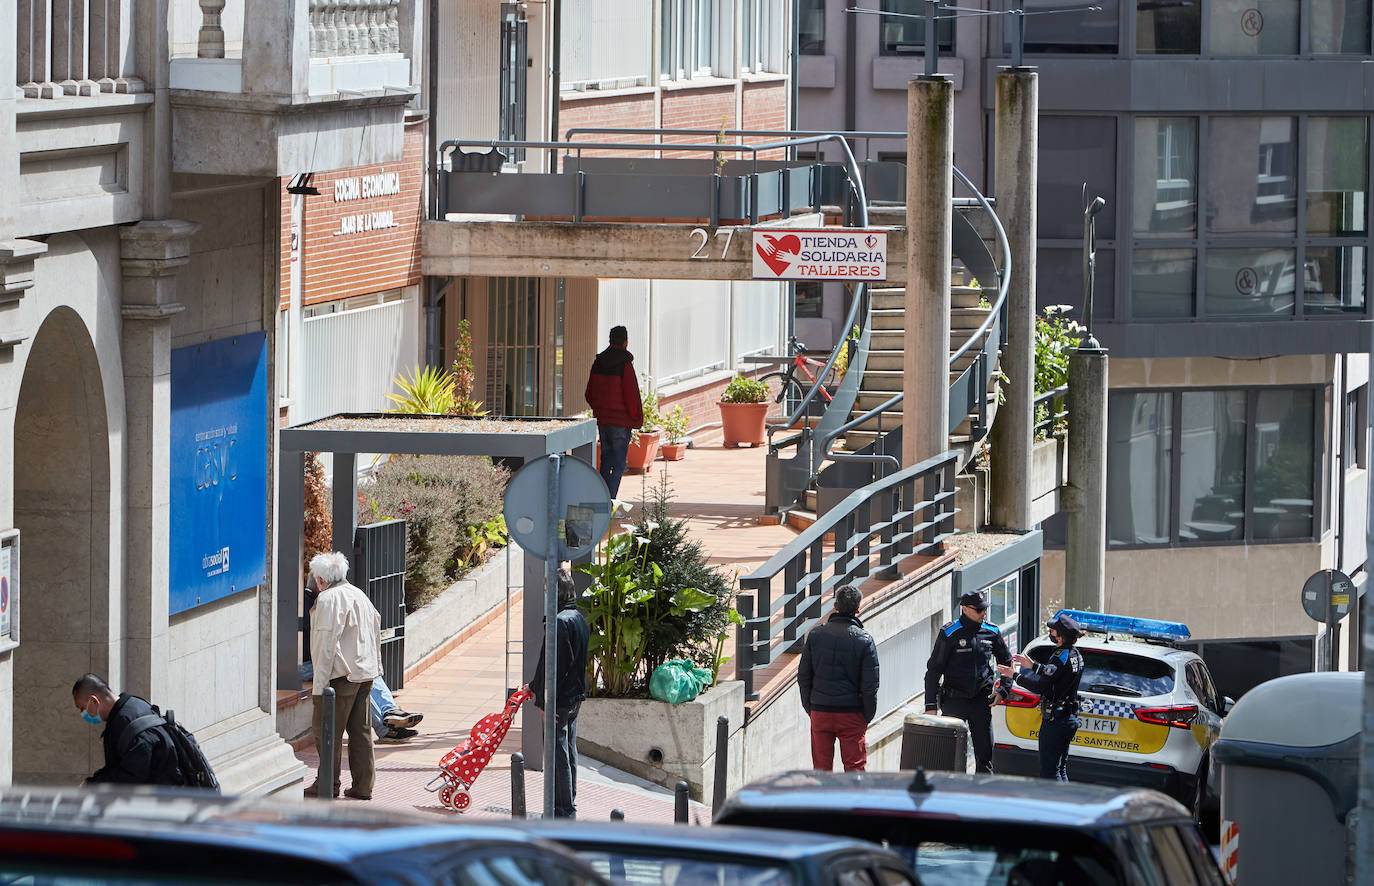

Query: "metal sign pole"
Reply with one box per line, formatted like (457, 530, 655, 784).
(542, 453, 561, 818)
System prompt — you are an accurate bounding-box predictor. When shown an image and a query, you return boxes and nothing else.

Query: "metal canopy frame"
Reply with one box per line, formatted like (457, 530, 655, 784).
(275, 413, 597, 766)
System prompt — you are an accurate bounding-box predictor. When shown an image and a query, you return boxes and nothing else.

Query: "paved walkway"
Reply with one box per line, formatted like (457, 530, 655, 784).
(293, 431, 792, 822)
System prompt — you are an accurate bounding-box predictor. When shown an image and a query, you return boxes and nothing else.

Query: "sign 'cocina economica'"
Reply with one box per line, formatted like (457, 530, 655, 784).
(751, 229, 888, 281)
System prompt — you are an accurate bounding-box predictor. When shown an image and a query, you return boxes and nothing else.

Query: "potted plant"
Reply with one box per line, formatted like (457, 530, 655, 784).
(718, 375, 770, 448)
(625, 385, 661, 473)
(660, 405, 689, 461)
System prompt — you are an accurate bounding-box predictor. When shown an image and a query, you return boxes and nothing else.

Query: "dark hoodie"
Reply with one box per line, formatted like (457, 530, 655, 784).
(584, 346, 644, 429)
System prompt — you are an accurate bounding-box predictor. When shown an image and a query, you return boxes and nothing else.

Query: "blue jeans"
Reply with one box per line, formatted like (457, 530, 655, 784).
(553, 711, 579, 818)
(1039, 715, 1078, 782)
(598, 425, 633, 498)
(300, 661, 396, 739)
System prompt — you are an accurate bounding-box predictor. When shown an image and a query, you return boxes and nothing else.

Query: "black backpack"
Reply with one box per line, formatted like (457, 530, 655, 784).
(118, 707, 222, 793)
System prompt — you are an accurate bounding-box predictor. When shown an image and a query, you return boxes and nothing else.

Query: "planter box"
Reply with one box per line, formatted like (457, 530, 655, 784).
(578, 681, 745, 802)
(719, 401, 769, 448)
(627, 430, 661, 472)
(660, 442, 686, 461)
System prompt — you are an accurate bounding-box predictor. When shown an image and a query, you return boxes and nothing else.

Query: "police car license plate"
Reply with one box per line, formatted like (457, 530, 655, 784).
(1080, 716, 1119, 735)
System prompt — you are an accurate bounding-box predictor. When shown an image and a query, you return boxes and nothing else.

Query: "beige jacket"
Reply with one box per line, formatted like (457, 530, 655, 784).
(309, 580, 382, 694)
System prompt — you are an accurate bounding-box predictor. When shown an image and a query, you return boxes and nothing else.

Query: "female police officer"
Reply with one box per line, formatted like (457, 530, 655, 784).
(997, 613, 1084, 782)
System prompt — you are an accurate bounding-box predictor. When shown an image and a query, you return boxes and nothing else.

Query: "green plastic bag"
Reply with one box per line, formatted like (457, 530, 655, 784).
(649, 658, 714, 704)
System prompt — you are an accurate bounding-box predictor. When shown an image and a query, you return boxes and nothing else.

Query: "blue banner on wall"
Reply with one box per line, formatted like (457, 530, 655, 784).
(169, 332, 269, 614)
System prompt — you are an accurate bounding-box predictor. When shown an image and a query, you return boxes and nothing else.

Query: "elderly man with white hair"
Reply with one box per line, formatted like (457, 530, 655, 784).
(305, 550, 382, 800)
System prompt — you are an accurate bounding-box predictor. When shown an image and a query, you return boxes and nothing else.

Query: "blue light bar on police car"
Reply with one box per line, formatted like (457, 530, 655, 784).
(1054, 609, 1191, 643)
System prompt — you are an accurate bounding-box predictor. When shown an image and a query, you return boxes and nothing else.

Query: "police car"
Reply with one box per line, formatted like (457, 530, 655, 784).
(992, 611, 1227, 828)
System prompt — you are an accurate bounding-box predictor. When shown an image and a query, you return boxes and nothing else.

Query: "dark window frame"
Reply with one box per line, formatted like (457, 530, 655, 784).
(799, 0, 826, 55)
(1107, 384, 1326, 550)
(878, 0, 955, 56)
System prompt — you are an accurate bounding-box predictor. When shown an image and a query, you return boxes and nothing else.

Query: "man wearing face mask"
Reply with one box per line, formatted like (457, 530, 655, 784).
(72, 673, 186, 786)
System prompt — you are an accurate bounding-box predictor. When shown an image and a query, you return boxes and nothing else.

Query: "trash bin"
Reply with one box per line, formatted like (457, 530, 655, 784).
(898, 712, 972, 773)
(1211, 672, 1361, 886)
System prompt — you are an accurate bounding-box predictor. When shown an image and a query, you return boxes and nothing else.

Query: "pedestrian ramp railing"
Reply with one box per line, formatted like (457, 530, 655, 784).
(735, 449, 960, 701)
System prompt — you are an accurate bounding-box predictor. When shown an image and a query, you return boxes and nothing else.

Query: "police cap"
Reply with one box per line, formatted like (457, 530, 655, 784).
(958, 591, 989, 611)
(1046, 613, 1083, 638)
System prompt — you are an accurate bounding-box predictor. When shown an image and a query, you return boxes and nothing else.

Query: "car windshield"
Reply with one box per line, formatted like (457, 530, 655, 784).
(578, 851, 795, 886)
(1030, 647, 1174, 698)
(714, 813, 1120, 886)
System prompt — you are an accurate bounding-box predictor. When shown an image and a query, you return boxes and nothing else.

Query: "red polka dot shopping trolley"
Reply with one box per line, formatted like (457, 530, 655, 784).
(425, 687, 531, 811)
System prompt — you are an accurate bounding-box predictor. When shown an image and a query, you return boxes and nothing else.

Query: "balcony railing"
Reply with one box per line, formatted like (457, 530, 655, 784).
(309, 0, 401, 58)
(17, 0, 139, 98)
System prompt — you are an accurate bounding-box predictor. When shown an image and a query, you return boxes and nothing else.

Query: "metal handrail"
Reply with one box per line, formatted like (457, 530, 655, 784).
(1034, 384, 1069, 438)
(736, 449, 960, 700)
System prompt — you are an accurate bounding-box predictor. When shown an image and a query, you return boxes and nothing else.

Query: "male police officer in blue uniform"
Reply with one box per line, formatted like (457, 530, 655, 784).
(999, 612, 1084, 782)
(923, 590, 1013, 773)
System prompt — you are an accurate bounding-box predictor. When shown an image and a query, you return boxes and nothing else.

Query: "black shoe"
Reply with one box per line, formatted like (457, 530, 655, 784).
(383, 710, 424, 729)
(378, 727, 418, 743)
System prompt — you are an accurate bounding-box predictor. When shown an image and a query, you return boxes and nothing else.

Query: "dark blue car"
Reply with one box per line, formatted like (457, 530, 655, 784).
(520, 820, 921, 886)
(0, 786, 608, 886)
(715, 771, 1225, 886)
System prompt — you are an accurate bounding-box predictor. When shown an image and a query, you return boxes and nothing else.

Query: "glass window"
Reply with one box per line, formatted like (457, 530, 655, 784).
(1037, 248, 1116, 321)
(795, 281, 824, 318)
(1209, 0, 1299, 55)
(1020, 0, 1120, 53)
(1307, 117, 1369, 237)
(1305, 246, 1366, 314)
(981, 572, 1019, 636)
(1207, 117, 1298, 236)
(1038, 116, 1117, 240)
(1137, 0, 1200, 53)
(1135, 118, 1199, 237)
(800, 0, 826, 54)
(1312, 0, 1372, 53)
(1253, 389, 1316, 539)
(1032, 646, 1177, 696)
(1204, 247, 1296, 315)
(879, 0, 955, 55)
(1132, 248, 1195, 317)
(1144, 825, 1204, 886)
(580, 851, 796, 886)
(1108, 392, 1174, 545)
(1178, 390, 1247, 542)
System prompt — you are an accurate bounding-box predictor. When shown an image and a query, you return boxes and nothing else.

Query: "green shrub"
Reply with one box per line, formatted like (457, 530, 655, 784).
(721, 375, 768, 404)
(662, 405, 690, 444)
(365, 454, 510, 610)
(579, 472, 738, 697)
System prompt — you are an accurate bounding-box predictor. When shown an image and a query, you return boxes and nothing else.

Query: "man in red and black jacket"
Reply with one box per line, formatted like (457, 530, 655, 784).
(584, 325, 643, 497)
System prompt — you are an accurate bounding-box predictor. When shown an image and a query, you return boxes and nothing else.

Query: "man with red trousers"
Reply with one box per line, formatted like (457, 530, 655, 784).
(584, 325, 643, 498)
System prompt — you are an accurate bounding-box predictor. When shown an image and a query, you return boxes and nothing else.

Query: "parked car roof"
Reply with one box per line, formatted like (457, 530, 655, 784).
(520, 819, 899, 862)
(0, 785, 604, 880)
(719, 770, 1193, 829)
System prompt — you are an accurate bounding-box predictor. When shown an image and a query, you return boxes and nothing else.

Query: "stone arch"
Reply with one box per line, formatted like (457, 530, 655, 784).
(12, 305, 112, 784)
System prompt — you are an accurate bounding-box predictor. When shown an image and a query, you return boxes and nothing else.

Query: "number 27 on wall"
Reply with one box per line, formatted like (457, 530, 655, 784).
(688, 227, 734, 259)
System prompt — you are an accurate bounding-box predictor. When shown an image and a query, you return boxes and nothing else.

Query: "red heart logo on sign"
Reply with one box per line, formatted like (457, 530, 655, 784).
(756, 234, 802, 277)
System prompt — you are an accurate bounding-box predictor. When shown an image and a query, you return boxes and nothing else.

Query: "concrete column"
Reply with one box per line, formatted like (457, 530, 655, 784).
(988, 68, 1038, 530)
(903, 76, 953, 468)
(119, 219, 200, 700)
(0, 0, 17, 239)
(1063, 344, 1108, 612)
(242, 0, 312, 99)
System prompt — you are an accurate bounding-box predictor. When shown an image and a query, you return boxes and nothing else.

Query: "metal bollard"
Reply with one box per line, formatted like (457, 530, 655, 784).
(711, 716, 729, 817)
(510, 753, 526, 819)
(318, 687, 336, 802)
(610, 808, 625, 821)
(674, 780, 689, 824)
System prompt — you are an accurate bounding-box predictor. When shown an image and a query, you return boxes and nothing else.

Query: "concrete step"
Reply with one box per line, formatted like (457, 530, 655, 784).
(951, 307, 992, 331)
(872, 291, 905, 311)
(872, 308, 905, 330)
(858, 370, 903, 391)
(866, 351, 905, 372)
(871, 329, 908, 351)
(951, 286, 988, 309)
(856, 391, 905, 411)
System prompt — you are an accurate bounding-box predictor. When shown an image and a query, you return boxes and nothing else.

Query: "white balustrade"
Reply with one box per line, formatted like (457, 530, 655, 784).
(16, 0, 140, 98)
(308, 0, 400, 58)
(198, 0, 226, 58)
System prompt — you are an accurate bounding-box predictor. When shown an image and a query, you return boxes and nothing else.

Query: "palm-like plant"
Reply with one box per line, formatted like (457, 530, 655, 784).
(387, 365, 456, 414)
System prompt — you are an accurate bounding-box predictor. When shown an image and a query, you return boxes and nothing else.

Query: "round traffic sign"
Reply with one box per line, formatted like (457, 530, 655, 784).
(503, 455, 611, 562)
(1300, 569, 1355, 625)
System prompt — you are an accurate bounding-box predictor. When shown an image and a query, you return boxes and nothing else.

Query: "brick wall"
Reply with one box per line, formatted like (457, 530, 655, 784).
(278, 120, 424, 308)
(660, 84, 736, 159)
(742, 79, 788, 160)
(559, 91, 657, 161)
(657, 367, 777, 432)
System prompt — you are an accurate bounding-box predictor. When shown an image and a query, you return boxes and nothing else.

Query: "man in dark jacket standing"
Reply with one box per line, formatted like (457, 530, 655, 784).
(923, 590, 1013, 774)
(73, 673, 185, 786)
(798, 584, 879, 771)
(526, 566, 590, 817)
(584, 325, 643, 498)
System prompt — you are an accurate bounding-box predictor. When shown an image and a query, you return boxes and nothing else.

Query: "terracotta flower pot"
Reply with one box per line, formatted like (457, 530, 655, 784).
(626, 430, 661, 472)
(718, 401, 769, 448)
(660, 442, 686, 461)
